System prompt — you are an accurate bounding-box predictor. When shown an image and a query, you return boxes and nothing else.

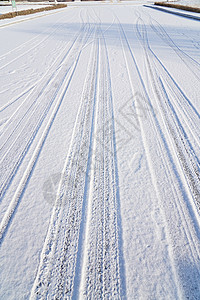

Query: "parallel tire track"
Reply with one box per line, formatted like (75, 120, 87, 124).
(141, 8, 200, 81)
(80, 22, 122, 299)
(0, 13, 94, 202)
(30, 25, 99, 299)
(0, 11, 85, 130)
(0, 12, 86, 146)
(0, 10, 96, 242)
(31, 9, 124, 299)
(135, 13, 200, 206)
(117, 11, 200, 298)
(0, 9, 76, 72)
(0, 10, 81, 112)
(0, 30, 84, 244)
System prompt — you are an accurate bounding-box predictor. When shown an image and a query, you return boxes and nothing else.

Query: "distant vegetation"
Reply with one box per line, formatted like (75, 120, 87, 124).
(154, 2, 200, 13)
(0, 4, 67, 20)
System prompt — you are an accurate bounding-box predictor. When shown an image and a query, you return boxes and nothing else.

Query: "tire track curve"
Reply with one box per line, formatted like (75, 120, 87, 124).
(141, 8, 200, 82)
(135, 12, 200, 207)
(0, 13, 93, 244)
(0, 11, 94, 202)
(0, 9, 86, 138)
(0, 10, 82, 113)
(116, 10, 200, 299)
(0, 9, 76, 72)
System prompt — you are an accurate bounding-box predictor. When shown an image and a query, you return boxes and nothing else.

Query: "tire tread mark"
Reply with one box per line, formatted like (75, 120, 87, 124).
(30, 24, 99, 299)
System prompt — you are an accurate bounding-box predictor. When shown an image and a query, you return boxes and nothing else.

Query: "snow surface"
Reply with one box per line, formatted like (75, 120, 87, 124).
(0, 1, 200, 299)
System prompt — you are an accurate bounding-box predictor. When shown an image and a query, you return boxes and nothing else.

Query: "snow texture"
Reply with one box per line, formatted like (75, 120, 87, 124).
(0, 1, 200, 299)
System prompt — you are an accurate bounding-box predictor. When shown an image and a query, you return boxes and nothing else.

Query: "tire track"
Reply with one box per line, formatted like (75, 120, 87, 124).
(0, 10, 81, 111)
(0, 10, 85, 138)
(0, 9, 76, 72)
(0, 10, 85, 128)
(0, 11, 94, 202)
(30, 23, 100, 300)
(0, 11, 79, 104)
(0, 25, 84, 244)
(79, 20, 123, 299)
(0, 9, 83, 117)
(31, 9, 125, 299)
(135, 10, 200, 130)
(116, 11, 200, 298)
(141, 8, 200, 82)
(135, 13, 200, 207)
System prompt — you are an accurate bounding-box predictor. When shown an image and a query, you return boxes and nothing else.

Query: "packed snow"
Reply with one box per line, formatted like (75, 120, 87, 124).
(0, 1, 200, 299)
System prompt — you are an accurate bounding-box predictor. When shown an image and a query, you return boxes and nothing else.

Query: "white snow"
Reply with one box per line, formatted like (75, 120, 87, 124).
(0, 1, 200, 299)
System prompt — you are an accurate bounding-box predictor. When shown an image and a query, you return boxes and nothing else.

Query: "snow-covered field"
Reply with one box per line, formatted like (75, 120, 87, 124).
(0, 1, 200, 299)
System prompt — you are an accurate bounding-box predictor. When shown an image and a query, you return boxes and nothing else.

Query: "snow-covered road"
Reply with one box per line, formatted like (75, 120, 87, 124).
(0, 2, 200, 299)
